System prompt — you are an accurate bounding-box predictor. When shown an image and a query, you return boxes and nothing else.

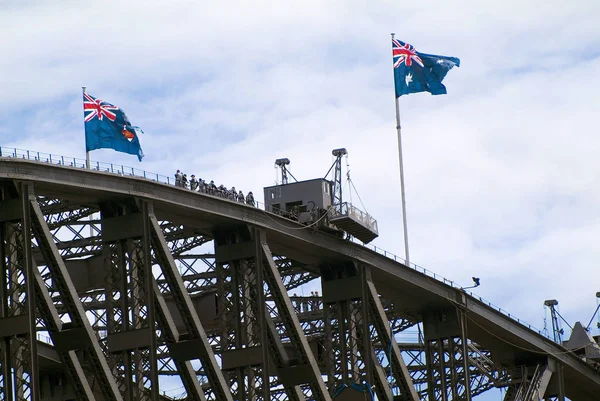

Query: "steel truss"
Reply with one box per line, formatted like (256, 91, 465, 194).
(0, 184, 542, 400)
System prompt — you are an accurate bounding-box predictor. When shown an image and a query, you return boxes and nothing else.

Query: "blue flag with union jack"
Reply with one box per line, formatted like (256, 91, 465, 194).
(392, 39, 460, 97)
(83, 93, 145, 161)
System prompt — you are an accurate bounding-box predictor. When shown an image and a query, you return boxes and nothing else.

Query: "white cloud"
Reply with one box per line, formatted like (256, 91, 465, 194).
(1, 3, 600, 397)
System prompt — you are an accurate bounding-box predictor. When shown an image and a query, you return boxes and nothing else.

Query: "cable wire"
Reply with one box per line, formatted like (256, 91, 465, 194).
(459, 308, 590, 356)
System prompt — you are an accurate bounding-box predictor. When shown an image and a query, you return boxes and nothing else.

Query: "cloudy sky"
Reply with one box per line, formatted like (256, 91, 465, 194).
(1, 0, 599, 398)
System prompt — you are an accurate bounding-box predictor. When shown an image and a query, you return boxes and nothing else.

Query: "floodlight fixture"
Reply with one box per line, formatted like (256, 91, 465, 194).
(275, 158, 290, 167)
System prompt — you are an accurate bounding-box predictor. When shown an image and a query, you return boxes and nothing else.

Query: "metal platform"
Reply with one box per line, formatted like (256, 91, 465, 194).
(329, 202, 379, 243)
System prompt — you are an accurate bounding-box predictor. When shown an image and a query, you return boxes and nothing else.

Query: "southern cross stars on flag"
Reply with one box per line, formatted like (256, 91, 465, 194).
(83, 93, 144, 161)
(392, 38, 460, 97)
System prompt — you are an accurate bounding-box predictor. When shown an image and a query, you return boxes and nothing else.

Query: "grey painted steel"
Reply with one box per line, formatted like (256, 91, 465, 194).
(147, 207, 233, 401)
(0, 217, 14, 401)
(28, 190, 123, 401)
(0, 315, 29, 338)
(22, 184, 40, 401)
(254, 230, 271, 400)
(31, 268, 97, 401)
(1, 159, 600, 399)
(263, 304, 306, 401)
(152, 275, 209, 401)
(264, 178, 332, 213)
(365, 279, 419, 401)
(459, 310, 472, 401)
(537, 364, 553, 399)
(360, 265, 373, 386)
(259, 231, 332, 401)
(142, 202, 159, 401)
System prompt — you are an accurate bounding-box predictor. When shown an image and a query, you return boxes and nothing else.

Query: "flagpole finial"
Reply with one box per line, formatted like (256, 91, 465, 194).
(391, 33, 395, 38)
(82, 86, 87, 94)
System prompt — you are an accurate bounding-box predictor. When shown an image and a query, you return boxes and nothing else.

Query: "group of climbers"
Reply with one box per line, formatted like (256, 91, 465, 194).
(174, 170, 255, 206)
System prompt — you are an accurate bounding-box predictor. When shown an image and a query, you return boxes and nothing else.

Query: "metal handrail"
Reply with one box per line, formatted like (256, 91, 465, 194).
(330, 201, 379, 234)
(0, 146, 173, 185)
(0, 146, 550, 341)
(358, 239, 550, 338)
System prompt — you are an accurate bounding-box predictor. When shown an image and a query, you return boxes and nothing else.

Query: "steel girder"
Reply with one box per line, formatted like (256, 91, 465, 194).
(0, 186, 513, 401)
(4, 159, 600, 400)
(148, 205, 232, 401)
(0, 184, 123, 401)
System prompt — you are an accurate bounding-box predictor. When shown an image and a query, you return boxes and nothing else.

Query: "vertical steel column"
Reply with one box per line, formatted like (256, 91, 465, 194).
(142, 202, 159, 401)
(21, 184, 39, 401)
(230, 260, 246, 401)
(448, 337, 458, 400)
(132, 246, 144, 399)
(255, 232, 270, 401)
(556, 362, 565, 401)
(323, 302, 336, 388)
(243, 261, 259, 401)
(424, 340, 436, 401)
(338, 301, 349, 384)
(118, 240, 134, 401)
(104, 245, 118, 385)
(360, 265, 372, 386)
(437, 340, 448, 401)
(0, 223, 14, 401)
(347, 305, 360, 382)
(459, 310, 472, 401)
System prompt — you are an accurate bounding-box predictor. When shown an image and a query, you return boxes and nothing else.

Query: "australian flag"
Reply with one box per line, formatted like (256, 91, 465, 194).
(392, 39, 460, 97)
(83, 93, 145, 161)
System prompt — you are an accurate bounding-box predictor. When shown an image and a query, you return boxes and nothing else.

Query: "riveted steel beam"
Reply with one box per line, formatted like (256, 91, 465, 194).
(147, 205, 233, 401)
(27, 184, 123, 401)
(22, 183, 39, 401)
(364, 275, 419, 401)
(257, 229, 332, 401)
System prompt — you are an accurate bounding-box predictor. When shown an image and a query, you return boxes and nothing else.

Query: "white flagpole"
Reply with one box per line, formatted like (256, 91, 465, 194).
(82, 86, 94, 238)
(83, 86, 91, 169)
(391, 33, 410, 265)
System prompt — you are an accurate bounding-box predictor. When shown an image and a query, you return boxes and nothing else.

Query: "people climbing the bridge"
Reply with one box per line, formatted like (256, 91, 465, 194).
(190, 174, 198, 191)
(246, 191, 255, 206)
(171, 170, 257, 207)
(208, 180, 216, 195)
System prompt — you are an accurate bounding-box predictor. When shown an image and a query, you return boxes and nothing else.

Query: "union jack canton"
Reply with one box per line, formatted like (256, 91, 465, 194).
(392, 38, 460, 97)
(83, 93, 144, 161)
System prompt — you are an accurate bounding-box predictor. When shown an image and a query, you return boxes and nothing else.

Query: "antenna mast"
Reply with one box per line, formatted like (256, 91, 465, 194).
(544, 299, 564, 343)
(275, 158, 291, 185)
(331, 148, 347, 213)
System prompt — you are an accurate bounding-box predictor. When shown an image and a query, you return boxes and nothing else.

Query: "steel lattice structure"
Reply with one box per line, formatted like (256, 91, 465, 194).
(1, 159, 600, 401)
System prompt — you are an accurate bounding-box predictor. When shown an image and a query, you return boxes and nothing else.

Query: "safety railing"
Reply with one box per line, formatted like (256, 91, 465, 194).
(330, 201, 379, 234)
(353, 237, 550, 339)
(0, 146, 549, 341)
(0, 146, 174, 185)
(37, 332, 53, 345)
